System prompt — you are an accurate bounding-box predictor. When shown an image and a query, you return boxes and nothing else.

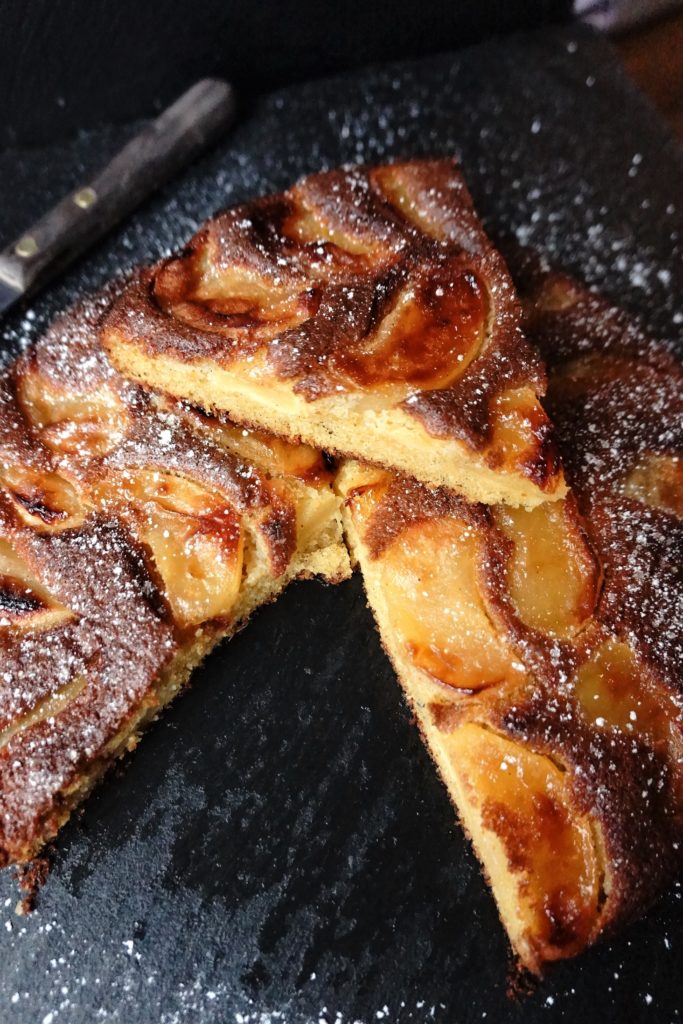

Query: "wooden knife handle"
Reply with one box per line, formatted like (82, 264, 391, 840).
(0, 78, 236, 297)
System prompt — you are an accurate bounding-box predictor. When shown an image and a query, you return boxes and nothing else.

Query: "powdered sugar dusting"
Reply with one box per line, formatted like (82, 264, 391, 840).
(0, 20, 681, 1024)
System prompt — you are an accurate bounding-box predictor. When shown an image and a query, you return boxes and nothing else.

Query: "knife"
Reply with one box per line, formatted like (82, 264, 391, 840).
(0, 78, 236, 318)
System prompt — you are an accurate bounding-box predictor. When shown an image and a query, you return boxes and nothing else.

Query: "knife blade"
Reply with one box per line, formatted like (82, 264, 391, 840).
(0, 276, 22, 319)
(0, 78, 236, 319)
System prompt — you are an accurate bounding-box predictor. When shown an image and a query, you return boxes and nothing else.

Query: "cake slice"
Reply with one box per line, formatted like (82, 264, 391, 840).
(0, 291, 349, 865)
(102, 159, 565, 509)
(337, 263, 683, 973)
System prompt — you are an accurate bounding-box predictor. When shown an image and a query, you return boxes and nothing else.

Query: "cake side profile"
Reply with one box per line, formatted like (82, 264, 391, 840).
(337, 266, 683, 973)
(102, 159, 565, 508)
(0, 292, 349, 866)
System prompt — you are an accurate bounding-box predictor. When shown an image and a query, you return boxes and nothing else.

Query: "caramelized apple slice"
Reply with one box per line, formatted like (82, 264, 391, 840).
(1, 464, 86, 533)
(342, 464, 392, 527)
(286, 207, 376, 257)
(441, 723, 600, 968)
(17, 364, 129, 457)
(371, 162, 475, 244)
(377, 517, 523, 691)
(101, 469, 231, 518)
(285, 193, 389, 262)
(194, 269, 310, 325)
(139, 507, 243, 627)
(494, 500, 598, 637)
(574, 639, 677, 744)
(175, 404, 329, 483)
(337, 264, 487, 391)
(227, 429, 328, 483)
(486, 387, 554, 477)
(620, 455, 683, 516)
(95, 469, 244, 627)
(372, 164, 427, 227)
(0, 539, 73, 633)
(155, 246, 314, 340)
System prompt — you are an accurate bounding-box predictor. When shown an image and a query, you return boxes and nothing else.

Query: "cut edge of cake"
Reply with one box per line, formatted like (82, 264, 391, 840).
(102, 158, 567, 510)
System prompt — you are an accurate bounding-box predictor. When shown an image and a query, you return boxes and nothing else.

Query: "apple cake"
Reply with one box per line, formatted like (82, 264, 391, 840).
(337, 262, 683, 973)
(0, 289, 349, 866)
(102, 159, 565, 509)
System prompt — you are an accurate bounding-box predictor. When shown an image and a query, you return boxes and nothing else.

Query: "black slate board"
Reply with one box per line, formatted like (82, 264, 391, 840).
(1, 24, 682, 1024)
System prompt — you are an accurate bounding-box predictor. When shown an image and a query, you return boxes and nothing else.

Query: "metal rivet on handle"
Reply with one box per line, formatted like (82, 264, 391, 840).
(73, 187, 98, 210)
(15, 236, 39, 258)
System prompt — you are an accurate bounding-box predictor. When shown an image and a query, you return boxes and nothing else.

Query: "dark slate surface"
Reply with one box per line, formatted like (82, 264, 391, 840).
(1, 23, 682, 1024)
(0, 0, 570, 146)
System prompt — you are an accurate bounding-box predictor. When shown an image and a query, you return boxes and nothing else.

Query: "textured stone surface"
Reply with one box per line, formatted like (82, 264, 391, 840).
(0, 23, 681, 1023)
(0, 0, 570, 146)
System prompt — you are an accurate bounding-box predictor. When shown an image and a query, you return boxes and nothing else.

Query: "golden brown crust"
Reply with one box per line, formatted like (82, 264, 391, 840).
(103, 160, 563, 502)
(515, 258, 683, 687)
(0, 290, 348, 866)
(359, 473, 483, 559)
(0, 503, 176, 863)
(338, 264, 683, 971)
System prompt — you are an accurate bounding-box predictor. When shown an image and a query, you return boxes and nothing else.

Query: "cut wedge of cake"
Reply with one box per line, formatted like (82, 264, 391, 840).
(337, 263, 683, 973)
(0, 290, 349, 865)
(102, 159, 565, 509)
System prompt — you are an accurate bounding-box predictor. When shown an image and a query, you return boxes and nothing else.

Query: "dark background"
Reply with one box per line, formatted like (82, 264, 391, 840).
(1, 5, 683, 1024)
(1, 0, 570, 146)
